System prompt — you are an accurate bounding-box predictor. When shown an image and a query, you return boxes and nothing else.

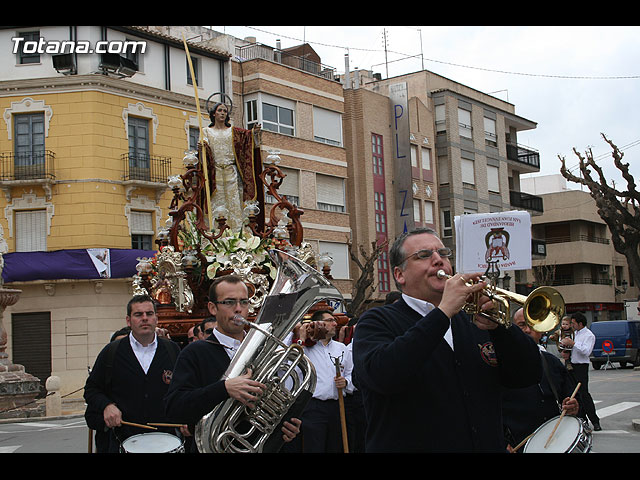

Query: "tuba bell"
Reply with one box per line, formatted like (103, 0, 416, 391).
(195, 249, 343, 453)
(436, 270, 564, 333)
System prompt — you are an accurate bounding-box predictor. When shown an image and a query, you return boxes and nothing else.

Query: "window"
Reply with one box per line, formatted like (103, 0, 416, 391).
(16, 31, 40, 64)
(128, 116, 149, 180)
(14, 112, 45, 178)
(413, 199, 421, 224)
(372, 134, 384, 176)
(313, 107, 342, 146)
(316, 174, 345, 213)
(130, 210, 154, 250)
(441, 209, 453, 238)
(484, 117, 497, 147)
(377, 249, 390, 292)
(374, 192, 386, 233)
(437, 156, 449, 185)
(263, 103, 294, 136)
(458, 108, 472, 139)
(487, 165, 500, 193)
(189, 127, 199, 152)
(246, 100, 258, 130)
(15, 209, 47, 252)
(186, 56, 200, 86)
(424, 201, 434, 225)
(421, 147, 431, 171)
(435, 104, 446, 134)
(318, 241, 349, 279)
(461, 158, 475, 185)
(265, 166, 299, 205)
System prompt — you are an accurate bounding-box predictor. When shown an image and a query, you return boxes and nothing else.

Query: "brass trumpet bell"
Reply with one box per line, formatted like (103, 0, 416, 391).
(436, 270, 564, 333)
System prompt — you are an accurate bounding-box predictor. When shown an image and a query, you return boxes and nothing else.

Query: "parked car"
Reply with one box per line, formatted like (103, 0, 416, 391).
(590, 320, 640, 369)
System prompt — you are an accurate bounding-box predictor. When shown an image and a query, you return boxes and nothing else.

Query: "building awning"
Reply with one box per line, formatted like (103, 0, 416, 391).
(2, 248, 156, 283)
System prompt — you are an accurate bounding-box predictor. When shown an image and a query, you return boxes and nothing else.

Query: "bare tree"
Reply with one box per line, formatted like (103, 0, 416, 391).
(346, 237, 389, 317)
(533, 261, 557, 287)
(559, 133, 640, 287)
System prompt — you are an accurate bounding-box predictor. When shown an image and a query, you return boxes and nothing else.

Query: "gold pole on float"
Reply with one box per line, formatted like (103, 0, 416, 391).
(182, 34, 213, 231)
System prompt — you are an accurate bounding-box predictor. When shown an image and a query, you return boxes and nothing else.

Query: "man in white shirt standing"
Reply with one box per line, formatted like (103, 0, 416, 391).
(290, 309, 353, 453)
(561, 312, 601, 431)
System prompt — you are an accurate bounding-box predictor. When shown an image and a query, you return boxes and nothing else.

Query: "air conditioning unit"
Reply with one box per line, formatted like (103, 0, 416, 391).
(52, 53, 77, 75)
(99, 53, 138, 78)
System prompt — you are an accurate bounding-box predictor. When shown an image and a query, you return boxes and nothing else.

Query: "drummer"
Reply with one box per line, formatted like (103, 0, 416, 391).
(501, 307, 580, 452)
(84, 295, 184, 452)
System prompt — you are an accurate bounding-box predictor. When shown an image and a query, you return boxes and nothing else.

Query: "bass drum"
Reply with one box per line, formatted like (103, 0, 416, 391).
(121, 432, 184, 453)
(523, 415, 592, 453)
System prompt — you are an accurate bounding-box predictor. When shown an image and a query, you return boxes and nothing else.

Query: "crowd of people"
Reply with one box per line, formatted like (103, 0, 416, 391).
(84, 226, 601, 453)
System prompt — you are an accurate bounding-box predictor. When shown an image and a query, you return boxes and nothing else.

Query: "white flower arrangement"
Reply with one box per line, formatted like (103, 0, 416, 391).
(205, 228, 277, 280)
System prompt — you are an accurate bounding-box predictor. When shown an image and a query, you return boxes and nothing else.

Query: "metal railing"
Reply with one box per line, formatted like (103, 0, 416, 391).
(506, 142, 540, 169)
(0, 151, 56, 181)
(510, 190, 543, 212)
(121, 153, 171, 183)
(546, 234, 610, 245)
(235, 43, 337, 81)
(551, 277, 613, 286)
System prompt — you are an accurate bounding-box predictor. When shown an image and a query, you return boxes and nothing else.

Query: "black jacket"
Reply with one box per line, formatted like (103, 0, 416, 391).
(352, 298, 542, 453)
(84, 335, 180, 452)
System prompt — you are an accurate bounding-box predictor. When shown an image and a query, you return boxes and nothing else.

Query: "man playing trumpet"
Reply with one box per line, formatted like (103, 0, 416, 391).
(352, 228, 542, 452)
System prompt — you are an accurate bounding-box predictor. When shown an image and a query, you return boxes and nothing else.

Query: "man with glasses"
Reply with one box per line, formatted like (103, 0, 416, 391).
(164, 275, 301, 452)
(352, 227, 542, 452)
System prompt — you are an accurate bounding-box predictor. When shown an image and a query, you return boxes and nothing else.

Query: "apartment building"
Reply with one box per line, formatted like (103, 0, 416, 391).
(348, 68, 542, 300)
(522, 175, 639, 323)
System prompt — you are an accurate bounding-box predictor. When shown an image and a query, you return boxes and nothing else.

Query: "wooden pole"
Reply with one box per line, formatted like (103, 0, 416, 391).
(333, 356, 349, 453)
(182, 34, 214, 231)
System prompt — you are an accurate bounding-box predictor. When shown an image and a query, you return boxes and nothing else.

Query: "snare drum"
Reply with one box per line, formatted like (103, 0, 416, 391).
(121, 432, 184, 453)
(523, 415, 592, 453)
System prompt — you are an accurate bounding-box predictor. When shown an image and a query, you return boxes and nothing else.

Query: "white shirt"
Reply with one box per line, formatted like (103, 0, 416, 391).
(403, 293, 454, 350)
(213, 328, 244, 359)
(129, 332, 158, 374)
(304, 339, 354, 400)
(571, 326, 595, 364)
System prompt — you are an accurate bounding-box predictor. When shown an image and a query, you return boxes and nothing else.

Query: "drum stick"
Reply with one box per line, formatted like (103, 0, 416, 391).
(544, 382, 581, 449)
(147, 423, 186, 428)
(512, 432, 534, 453)
(121, 420, 157, 431)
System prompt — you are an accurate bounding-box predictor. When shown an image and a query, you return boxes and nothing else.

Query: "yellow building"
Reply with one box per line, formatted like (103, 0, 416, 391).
(0, 26, 230, 396)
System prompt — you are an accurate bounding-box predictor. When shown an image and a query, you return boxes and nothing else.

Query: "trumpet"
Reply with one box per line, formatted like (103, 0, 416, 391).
(436, 270, 564, 333)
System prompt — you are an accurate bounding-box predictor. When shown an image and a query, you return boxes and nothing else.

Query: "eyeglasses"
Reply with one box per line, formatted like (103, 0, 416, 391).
(214, 298, 250, 307)
(402, 247, 452, 263)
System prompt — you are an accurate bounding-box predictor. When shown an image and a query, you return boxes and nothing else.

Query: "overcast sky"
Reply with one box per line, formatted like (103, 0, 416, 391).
(211, 25, 640, 192)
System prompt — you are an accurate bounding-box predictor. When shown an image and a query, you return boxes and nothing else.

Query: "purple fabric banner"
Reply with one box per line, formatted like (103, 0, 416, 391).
(2, 249, 156, 283)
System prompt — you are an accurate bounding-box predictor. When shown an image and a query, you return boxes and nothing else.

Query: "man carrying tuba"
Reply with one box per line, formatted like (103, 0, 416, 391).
(164, 275, 301, 452)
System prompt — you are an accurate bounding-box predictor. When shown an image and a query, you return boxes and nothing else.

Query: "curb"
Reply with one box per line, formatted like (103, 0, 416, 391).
(0, 412, 85, 425)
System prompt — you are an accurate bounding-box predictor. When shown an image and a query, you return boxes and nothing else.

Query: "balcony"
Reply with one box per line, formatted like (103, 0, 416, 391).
(121, 153, 170, 200)
(510, 190, 543, 212)
(235, 43, 337, 81)
(506, 142, 540, 169)
(0, 150, 56, 200)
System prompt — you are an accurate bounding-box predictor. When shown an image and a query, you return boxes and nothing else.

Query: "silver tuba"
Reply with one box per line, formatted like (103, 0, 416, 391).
(195, 249, 343, 453)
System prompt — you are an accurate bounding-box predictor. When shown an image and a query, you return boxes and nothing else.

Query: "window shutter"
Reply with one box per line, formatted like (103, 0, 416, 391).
(316, 174, 345, 207)
(16, 210, 46, 252)
(131, 211, 153, 234)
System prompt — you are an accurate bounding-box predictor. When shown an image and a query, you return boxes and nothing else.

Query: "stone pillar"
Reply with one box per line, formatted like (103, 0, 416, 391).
(45, 376, 62, 417)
